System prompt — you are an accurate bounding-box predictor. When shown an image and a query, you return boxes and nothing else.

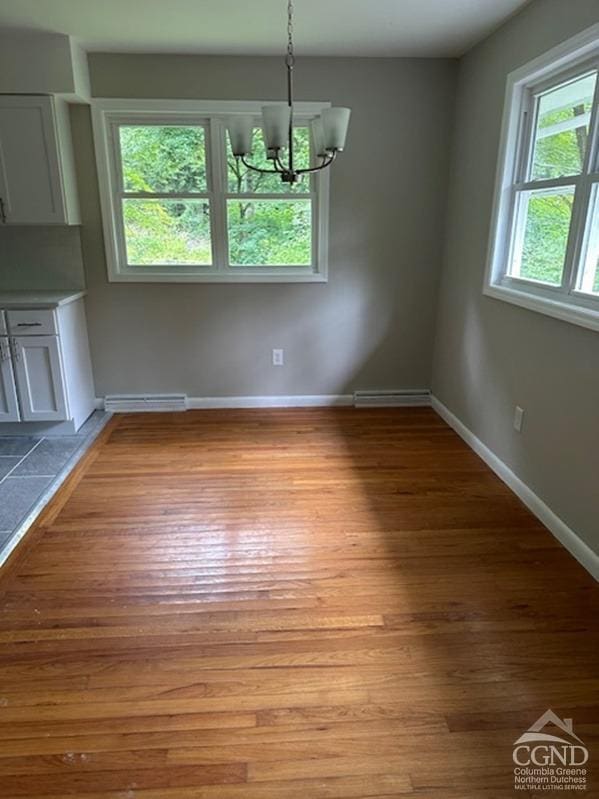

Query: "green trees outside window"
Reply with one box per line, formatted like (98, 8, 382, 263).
(119, 124, 313, 268)
(514, 72, 598, 289)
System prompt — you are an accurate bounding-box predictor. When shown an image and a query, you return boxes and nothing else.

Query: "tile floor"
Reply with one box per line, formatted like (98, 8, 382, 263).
(0, 412, 110, 556)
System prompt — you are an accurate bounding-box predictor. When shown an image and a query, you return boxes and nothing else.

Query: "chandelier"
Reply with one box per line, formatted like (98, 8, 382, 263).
(227, 0, 351, 184)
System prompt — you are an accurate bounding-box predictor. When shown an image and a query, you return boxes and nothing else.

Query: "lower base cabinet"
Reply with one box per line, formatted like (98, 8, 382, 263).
(0, 337, 20, 422)
(11, 335, 68, 422)
(0, 297, 95, 431)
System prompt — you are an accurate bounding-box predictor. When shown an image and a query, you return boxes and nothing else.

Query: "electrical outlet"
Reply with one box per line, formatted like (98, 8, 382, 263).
(513, 405, 524, 433)
(272, 348, 284, 366)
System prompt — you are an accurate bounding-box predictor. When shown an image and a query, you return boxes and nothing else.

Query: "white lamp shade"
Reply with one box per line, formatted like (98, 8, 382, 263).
(227, 115, 253, 156)
(321, 107, 351, 152)
(311, 117, 327, 159)
(262, 104, 291, 151)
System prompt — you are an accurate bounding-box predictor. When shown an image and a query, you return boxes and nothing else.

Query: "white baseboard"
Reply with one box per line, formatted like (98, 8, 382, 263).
(187, 394, 354, 409)
(431, 395, 599, 582)
(96, 391, 436, 412)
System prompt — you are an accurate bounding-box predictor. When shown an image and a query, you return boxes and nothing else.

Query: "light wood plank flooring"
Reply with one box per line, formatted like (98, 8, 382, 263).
(0, 408, 597, 798)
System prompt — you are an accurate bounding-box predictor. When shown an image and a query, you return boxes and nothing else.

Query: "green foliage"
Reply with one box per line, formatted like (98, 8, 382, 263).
(519, 192, 573, 285)
(228, 201, 311, 266)
(226, 128, 312, 266)
(123, 200, 211, 265)
(120, 126, 207, 192)
(531, 107, 589, 181)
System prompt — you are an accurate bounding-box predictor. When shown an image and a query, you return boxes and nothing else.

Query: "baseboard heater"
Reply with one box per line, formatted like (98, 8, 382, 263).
(353, 390, 431, 407)
(104, 394, 188, 412)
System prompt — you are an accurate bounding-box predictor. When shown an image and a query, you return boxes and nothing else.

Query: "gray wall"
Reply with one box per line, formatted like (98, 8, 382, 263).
(432, 0, 599, 552)
(70, 55, 456, 398)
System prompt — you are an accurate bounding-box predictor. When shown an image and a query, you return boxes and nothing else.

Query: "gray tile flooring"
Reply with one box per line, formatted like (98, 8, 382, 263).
(12, 437, 81, 477)
(0, 475, 54, 530)
(0, 412, 110, 559)
(0, 457, 20, 481)
(0, 436, 40, 457)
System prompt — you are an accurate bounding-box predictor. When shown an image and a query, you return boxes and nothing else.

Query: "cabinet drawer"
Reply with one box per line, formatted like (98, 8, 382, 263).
(7, 308, 57, 336)
(0, 311, 6, 335)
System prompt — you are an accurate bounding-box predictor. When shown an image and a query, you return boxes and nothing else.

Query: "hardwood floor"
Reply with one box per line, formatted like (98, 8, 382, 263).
(0, 407, 597, 798)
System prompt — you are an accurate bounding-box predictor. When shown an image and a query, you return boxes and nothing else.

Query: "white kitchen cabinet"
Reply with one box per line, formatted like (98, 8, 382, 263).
(11, 335, 68, 422)
(0, 292, 95, 434)
(0, 337, 20, 422)
(0, 95, 80, 225)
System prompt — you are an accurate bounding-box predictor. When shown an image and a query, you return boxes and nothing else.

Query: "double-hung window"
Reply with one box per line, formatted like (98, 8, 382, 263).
(486, 25, 599, 331)
(92, 100, 330, 282)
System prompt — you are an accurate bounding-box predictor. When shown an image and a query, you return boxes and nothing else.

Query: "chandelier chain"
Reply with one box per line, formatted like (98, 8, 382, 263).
(286, 0, 295, 66)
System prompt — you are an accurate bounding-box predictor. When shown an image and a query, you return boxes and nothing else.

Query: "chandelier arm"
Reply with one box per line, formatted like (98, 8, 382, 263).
(240, 156, 283, 175)
(296, 151, 338, 175)
(274, 152, 290, 173)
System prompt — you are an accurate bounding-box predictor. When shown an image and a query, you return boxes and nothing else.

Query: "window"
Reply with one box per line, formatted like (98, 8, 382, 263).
(92, 100, 330, 282)
(485, 24, 599, 331)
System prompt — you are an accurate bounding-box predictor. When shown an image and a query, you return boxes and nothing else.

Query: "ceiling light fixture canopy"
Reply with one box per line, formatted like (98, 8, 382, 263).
(226, 0, 351, 183)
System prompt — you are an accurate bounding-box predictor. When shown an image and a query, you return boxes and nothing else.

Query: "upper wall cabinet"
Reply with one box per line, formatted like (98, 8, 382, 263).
(0, 95, 80, 225)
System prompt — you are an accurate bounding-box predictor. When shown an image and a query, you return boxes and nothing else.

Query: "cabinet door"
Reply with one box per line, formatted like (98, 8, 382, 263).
(0, 96, 66, 224)
(0, 338, 20, 422)
(11, 336, 68, 422)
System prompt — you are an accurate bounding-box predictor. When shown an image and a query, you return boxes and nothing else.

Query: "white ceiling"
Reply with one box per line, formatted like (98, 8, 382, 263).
(0, 0, 532, 58)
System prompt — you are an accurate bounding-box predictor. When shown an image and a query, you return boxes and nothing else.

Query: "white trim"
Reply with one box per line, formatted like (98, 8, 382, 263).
(95, 391, 436, 411)
(187, 394, 353, 409)
(91, 98, 331, 284)
(484, 282, 599, 332)
(91, 99, 330, 116)
(485, 24, 599, 332)
(431, 396, 599, 583)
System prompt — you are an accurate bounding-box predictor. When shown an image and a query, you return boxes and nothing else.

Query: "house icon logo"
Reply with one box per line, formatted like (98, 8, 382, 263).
(513, 710, 589, 792)
(514, 709, 585, 747)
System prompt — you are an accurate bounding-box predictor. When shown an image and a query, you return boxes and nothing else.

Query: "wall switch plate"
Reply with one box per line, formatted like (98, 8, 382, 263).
(513, 405, 524, 433)
(272, 349, 284, 366)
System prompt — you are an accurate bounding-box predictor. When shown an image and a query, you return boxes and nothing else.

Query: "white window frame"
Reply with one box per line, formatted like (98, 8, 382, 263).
(485, 24, 599, 332)
(91, 99, 330, 283)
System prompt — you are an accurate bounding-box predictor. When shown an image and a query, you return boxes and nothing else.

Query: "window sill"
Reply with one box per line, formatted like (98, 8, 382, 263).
(484, 283, 599, 333)
(108, 270, 328, 284)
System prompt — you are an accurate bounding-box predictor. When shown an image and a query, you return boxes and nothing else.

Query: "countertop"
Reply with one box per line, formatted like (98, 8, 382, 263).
(0, 291, 86, 310)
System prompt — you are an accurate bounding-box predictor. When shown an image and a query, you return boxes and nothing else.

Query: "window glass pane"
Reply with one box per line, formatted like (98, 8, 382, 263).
(119, 126, 208, 193)
(509, 187, 574, 285)
(577, 184, 599, 296)
(227, 127, 310, 194)
(123, 199, 212, 265)
(227, 199, 312, 266)
(530, 72, 597, 180)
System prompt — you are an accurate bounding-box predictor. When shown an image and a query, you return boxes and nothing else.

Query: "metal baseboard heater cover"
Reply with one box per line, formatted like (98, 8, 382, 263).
(104, 394, 188, 412)
(353, 390, 431, 407)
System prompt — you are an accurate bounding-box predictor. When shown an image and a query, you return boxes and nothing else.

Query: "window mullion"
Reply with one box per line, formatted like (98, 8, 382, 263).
(120, 192, 211, 201)
(562, 178, 590, 294)
(208, 117, 229, 272)
(566, 74, 599, 293)
(583, 66, 599, 174)
(515, 89, 537, 183)
(515, 175, 581, 192)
